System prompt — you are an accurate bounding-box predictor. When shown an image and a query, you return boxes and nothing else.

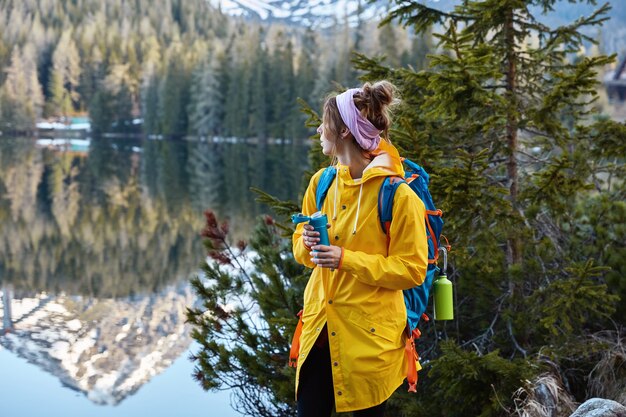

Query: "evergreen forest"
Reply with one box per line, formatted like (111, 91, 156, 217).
(0, 0, 432, 138)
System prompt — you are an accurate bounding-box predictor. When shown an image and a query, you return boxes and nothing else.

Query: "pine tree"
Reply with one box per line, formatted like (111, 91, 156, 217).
(0, 38, 8, 86)
(189, 60, 211, 136)
(0, 47, 28, 130)
(77, 44, 104, 113)
(158, 44, 190, 136)
(140, 36, 162, 135)
(294, 29, 318, 138)
(0, 44, 44, 131)
(47, 29, 81, 117)
(378, 24, 400, 67)
(89, 87, 114, 134)
(268, 31, 296, 139)
(222, 32, 252, 138)
(354, 0, 365, 52)
(249, 30, 269, 140)
(402, 27, 434, 70)
(140, 67, 161, 135)
(334, 17, 358, 87)
(103, 63, 135, 131)
(22, 43, 44, 123)
(187, 211, 305, 417)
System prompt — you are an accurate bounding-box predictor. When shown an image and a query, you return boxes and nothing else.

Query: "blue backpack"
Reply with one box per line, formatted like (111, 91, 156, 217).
(315, 158, 444, 332)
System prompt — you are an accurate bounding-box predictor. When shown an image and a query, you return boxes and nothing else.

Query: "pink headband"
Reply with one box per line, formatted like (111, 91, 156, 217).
(335, 88, 382, 152)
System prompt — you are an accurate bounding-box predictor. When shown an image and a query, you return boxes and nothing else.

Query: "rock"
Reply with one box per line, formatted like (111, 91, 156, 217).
(569, 398, 626, 417)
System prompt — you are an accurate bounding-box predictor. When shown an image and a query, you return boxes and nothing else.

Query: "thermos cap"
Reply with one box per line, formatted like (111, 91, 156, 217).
(308, 212, 328, 228)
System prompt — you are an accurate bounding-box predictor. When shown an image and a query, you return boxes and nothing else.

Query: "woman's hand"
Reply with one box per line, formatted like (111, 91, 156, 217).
(302, 224, 319, 248)
(302, 223, 331, 249)
(310, 245, 343, 270)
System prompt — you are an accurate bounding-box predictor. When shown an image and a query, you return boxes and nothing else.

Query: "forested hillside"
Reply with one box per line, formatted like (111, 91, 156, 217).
(0, 0, 432, 137)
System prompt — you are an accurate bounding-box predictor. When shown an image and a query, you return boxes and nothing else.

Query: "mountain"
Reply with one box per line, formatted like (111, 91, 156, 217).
(209, 0, 626, 54)
(208, 0, 457, 27)
(0, 283, 195, 405)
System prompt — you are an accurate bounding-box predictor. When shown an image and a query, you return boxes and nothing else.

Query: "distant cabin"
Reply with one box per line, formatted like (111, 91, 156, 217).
(605, 55, 626, 103)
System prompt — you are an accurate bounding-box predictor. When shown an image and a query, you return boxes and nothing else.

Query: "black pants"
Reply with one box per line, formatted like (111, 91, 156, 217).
(297, 330, 387, 417)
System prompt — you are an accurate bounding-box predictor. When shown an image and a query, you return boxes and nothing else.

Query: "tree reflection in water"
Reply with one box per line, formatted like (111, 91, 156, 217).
(0, 137, 307, 296)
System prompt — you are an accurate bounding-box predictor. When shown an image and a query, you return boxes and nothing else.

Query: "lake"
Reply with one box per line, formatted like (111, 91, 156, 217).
(0, 136, 309, 417)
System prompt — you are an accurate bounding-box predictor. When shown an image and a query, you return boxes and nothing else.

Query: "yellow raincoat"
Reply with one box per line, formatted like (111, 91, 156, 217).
(292, 140, 429, 412)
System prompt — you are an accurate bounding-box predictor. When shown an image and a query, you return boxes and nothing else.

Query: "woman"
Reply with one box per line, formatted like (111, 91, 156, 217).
(292, 81, 429, 417)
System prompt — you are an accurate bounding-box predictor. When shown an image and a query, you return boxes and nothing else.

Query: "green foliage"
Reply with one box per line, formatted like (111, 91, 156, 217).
(353, 1, 625, 413)
(187, 211, 308, 417)
(141, 71, 161, 134)
(367, 0, 625, 412)
(250, 187, 301, 236)
(563, 189, 626, 324)
(428, 342, 534, 417)
(522, 261, 617, 344)
(388, 341, 535, 417)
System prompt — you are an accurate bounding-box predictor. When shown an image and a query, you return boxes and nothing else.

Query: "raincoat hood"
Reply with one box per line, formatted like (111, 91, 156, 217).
(336, 139, 405, 184)
(330, 140, 405, 234)
(365, 138, 405, 177)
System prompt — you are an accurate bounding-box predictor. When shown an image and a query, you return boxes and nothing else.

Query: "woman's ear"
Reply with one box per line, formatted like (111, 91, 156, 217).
(340, 128, 350, 138)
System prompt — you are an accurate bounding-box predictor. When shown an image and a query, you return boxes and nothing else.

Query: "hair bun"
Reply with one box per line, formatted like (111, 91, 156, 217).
(365, 81, 394, 107)
(353, 80, 398, 137)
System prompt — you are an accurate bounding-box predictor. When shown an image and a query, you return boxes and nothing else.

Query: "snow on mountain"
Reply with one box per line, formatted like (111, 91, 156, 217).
(0, 283, 195, 405)
(210, 0, 395, 27)
(209, 0, 625, 54)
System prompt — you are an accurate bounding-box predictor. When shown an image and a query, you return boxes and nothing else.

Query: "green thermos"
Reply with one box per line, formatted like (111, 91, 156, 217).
(433, 247, 454, 320)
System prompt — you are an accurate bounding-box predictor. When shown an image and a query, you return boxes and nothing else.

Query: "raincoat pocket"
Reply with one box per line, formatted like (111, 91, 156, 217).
(347, 310, 403, 347)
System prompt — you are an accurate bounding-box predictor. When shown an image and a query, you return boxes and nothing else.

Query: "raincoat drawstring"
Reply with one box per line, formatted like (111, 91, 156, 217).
(353, 182, 363, 235)
(332, 167, 339, 221)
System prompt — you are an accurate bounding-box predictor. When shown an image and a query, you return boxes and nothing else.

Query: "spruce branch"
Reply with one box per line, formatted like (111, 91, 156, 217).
(380, 1, 468, 33)
(250, 187, 299, 221)
(296, 97, 321, 130)
(351, 52, 395, 82)
(544, 2, 611, 50)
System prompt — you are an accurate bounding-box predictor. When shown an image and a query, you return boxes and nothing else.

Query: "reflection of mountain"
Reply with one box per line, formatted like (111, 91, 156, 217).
(0, 282, 194, 405)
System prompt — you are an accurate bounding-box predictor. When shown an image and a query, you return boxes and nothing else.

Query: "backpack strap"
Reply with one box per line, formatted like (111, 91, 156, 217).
(315, 166, 337, 211)
(288, 310, 304, 368)
(404, 326, 420, 392)
(404, 317, 427, 393)
(377, 176, 405, 244)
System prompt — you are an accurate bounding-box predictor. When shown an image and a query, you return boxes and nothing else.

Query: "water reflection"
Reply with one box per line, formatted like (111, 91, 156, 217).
(0, 283, 193, 405)
(0, 136, 307, 407)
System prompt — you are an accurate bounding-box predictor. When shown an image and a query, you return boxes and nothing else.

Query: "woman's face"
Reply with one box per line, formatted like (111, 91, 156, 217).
(317, 123, 336, 156)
